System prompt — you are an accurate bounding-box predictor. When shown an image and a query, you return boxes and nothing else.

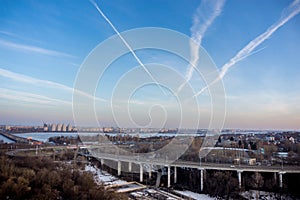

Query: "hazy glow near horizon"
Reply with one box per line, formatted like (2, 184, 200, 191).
(0, 0, 300, 130)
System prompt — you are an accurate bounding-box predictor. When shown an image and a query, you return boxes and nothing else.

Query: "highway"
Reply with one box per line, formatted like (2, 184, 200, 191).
(5, 142, 300, 173)
(86, 151, 300, 173)
(6, 144, 300, 190)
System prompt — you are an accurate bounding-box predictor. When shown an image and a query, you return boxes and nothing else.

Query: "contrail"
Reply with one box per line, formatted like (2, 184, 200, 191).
(0, 68, 106, 102)
(0, 88, 72, 106)
(193, 0, 300, 97)
(90, 0, 166, 94)
(0, 39, 75, 58)
(177, 0, 225, 93)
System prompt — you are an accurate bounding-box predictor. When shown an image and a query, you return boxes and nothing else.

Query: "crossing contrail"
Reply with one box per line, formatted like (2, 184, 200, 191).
(177, 0, 225, 94)
(90, 0, 166, 94)
(193, 0, 300, 97)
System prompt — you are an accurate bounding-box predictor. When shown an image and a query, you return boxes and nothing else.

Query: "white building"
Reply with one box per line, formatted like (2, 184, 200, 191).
(56, 124, 62, 132)
(50, 124, 56, 132)
(4, 125, 10, 131)
(265, 136, 275, 142)
(43, 123, 48, 132)
(67, 124, 73, 132)
(62, 124, 67, 132)
(289, 137, 295, 143)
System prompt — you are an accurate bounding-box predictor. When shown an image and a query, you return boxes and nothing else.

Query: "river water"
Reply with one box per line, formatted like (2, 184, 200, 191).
(0, 134, 15, 143)
(6, 130, 272, 144)
(11, 132, 201, 143)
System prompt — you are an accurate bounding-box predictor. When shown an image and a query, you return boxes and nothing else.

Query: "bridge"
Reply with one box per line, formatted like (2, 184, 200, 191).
(6, 142, 300, 191)
(81, 146, 300, 191)
(0, 132, 40, 143)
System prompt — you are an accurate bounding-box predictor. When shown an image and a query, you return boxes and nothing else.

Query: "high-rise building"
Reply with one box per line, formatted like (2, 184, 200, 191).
(67, 124, 73, 132)
(56, 124, 62, 132)
(43, 123, 48, 132)
(4, 125, 10, 131)
(62, 124, 67, 132)
(50, 124, 56, 132)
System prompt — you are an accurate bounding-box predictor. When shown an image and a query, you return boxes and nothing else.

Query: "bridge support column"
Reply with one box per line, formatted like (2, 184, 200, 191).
(167, 166, 171, 187)
(128, 162, 132, 172)
(279, 172, 285, 188)
(140, 164, 143, 182)
(174, 166, 177, 183)
(117, 161, 121, 176)
(200, 169, 204, 191)
(274, 172, 277, 183)
(279, 172, 283, 188)
(149, 165, 152, 179)
(237, 170, 243, 189)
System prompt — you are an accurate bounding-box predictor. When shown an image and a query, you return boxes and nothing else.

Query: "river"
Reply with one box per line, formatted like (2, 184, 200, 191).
(11, 132, 202, 143)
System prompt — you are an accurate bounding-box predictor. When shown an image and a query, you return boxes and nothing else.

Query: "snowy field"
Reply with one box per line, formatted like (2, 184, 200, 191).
(84, 164, 127, 186)
(241, 190, 295, 200)
(174, 190, 214, 200)
(84, 164, 215, 199)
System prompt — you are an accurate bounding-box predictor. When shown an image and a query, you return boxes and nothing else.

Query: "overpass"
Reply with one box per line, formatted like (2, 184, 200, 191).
(6, 143, 300, 191)
(81, 147, 300, 191)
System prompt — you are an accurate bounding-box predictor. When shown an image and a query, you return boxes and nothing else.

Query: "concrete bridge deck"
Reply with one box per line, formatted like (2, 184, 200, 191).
(86, 151, 300, 173)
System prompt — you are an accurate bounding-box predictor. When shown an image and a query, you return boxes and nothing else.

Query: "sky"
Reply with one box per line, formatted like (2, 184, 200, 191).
(0, 0, 300, 130)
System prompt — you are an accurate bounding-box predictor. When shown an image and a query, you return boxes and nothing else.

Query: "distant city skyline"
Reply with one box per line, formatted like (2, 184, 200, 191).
(1, 0, 300, 129)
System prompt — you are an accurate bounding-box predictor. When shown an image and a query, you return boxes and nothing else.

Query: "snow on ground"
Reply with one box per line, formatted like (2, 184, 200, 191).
(84, 164, 127, 186)
(174, 190, 214, 200)
(84, 165, 294, 200)
(175, 190, 295, 200)
(241, 190, 295, 200)
(84, 164, 213, 200)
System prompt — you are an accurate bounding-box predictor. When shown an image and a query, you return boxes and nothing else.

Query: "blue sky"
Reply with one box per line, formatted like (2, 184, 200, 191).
(0, 0, 300, 129)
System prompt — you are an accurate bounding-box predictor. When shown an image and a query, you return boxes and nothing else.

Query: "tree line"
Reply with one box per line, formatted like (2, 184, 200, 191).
(0, 148, 126, 200)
